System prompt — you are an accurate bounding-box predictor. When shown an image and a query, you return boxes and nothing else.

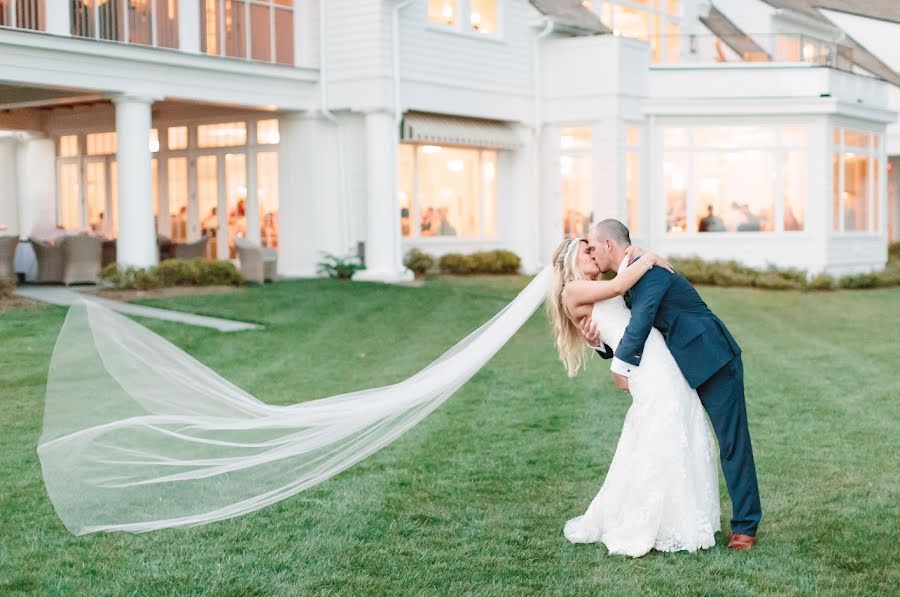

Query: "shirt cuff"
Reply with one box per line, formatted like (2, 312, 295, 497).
(611, 357, 635, 377)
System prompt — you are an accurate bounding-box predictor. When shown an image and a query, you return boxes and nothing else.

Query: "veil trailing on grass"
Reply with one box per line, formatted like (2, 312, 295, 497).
(38, 267, 552, 535)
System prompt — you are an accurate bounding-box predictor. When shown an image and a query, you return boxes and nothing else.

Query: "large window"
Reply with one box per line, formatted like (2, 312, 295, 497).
(584, 0, 681, 65)
(201, 0, 294, 65)
(833, 128, 882, 233)
(70, 0, 179, 48)
(427, 0, 498, 36)
(0, 0, 43, 30)
(663, 125, 808, 234)
(398, 144, 497, 239)
(560, 126, 592, 238)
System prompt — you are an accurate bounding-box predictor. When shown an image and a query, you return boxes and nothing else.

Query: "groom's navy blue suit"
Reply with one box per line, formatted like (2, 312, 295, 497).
(600, 263, 762, 537)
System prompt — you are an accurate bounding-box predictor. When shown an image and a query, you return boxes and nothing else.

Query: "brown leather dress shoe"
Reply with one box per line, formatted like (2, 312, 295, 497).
(727, 533, 758, 550)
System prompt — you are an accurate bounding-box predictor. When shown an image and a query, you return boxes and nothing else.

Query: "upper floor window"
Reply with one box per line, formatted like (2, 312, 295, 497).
(0, 0, 43, 30)
(428, 0, 499, 36)
(583, 0, 681, 64)
(70, 0, 179, 48)
(201, 0, 294, 65)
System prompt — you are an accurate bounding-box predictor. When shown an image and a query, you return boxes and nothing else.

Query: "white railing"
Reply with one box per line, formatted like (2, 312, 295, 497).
(70, 0, 178, 48)
(0, 0, 44, 30)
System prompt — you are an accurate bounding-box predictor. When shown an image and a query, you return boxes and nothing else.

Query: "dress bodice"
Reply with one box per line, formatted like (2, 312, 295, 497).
(591, 295, 632, 351)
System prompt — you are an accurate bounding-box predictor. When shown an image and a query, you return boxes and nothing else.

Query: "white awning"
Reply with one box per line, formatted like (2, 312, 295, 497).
(400, 113, 522, 150)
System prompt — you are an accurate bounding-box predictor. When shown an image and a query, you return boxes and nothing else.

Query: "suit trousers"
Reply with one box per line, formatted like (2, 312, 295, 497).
(696, 354, 762, 536)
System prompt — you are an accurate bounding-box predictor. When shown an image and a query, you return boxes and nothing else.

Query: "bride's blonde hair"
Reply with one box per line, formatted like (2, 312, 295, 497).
(546, 237, 591, 378)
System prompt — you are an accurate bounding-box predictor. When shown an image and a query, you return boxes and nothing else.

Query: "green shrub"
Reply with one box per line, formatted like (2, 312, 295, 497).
(99, 259, 243, 290)
(439, 253, 476, 275)
(439, 250, 522, 275)
(317, 253, 365, 280)
(806, 273, 835, 291)
(404, 249, 436, 276)
(888, 242, 900, 263)
(0, 279, 14, 300)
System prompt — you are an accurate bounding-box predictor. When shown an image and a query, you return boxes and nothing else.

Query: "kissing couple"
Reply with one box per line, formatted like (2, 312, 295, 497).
(546, 219, 762, 557)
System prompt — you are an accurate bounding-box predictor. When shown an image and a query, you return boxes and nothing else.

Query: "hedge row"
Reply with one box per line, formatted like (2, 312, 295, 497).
(99, 259, 244, 290)
(404, 249, 521, 276)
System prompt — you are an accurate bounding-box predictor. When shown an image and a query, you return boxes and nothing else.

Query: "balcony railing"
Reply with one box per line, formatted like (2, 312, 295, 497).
(70, 0, 179, 48)
(0, 0, 43, 30)
(653, 33, 856, 72)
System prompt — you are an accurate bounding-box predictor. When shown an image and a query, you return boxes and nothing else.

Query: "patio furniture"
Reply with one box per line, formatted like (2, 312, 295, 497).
(31, 238, 65, 284)
(0, 235, 18, 283)
(173, 235, 209, 260)
(101, 239, 117, 268)
(158, 236, 174, 261)
(235, 238, 277, 284)
(61, 234, 102, 285)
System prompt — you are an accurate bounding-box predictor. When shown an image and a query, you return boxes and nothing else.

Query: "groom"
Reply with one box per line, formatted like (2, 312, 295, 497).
(581, 219, 762, 550)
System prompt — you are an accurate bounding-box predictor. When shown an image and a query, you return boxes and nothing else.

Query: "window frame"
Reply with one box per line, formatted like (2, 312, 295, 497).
(831, 126, 883, 236)
(426, 0, 503, 41)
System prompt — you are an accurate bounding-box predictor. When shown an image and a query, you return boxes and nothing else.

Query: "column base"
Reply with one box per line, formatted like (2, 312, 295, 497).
(352, 268, 415, 284)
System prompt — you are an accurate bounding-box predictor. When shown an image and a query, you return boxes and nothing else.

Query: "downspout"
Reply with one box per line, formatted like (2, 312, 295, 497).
(319, 0, 351, 253)
(532, 18, 554, 269)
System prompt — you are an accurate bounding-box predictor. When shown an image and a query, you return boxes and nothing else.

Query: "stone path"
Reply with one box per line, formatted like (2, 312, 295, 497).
(14, 286, 262, 332)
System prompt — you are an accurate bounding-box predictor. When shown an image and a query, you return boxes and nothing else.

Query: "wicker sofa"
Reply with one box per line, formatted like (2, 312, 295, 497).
(31, 238, 65, 284)
(0, 235, 18, 283)
(61, 234, 102, 285)
(173, 235, 209, 260)
(235, 238, 277, 284)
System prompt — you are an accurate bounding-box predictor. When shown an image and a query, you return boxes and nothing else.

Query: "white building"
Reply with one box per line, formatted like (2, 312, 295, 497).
(0, 0, 897, 280)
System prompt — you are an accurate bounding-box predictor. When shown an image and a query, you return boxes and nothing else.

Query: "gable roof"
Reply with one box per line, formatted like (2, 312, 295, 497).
(808, 1, 900, 24)
(529, 0, 611, 34)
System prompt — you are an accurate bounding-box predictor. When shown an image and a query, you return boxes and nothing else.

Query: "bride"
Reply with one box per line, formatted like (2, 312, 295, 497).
(546, 237, 720, 557)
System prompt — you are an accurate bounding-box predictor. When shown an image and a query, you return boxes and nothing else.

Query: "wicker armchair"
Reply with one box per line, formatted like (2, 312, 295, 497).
(0, 235, 18, 283)
(61, 234, 102, 285)
(173, 235, 209, 260)
(235, 238, 277, 284)
(32, 238, 65, 284)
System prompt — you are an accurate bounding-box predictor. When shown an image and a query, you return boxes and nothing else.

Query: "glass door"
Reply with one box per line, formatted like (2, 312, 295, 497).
(224, 153, 247, 259)
(196, 154, 219, 258)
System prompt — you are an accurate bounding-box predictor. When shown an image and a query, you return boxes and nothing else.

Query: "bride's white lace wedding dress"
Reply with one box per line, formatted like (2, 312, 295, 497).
(563, 295, 720, 557)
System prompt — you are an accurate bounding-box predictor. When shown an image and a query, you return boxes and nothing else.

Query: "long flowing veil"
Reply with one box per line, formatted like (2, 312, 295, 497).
(38, 267, 553, 535)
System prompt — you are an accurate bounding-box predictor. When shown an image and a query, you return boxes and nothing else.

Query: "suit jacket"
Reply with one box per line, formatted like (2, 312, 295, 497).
(608, 266, 741, 389)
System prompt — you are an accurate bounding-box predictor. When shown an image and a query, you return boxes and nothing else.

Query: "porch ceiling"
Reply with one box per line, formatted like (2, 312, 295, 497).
(0, 84, 104, 110)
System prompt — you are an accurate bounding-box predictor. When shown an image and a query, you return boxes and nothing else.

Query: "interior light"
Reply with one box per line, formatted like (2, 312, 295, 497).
(422, 145, 442, 154)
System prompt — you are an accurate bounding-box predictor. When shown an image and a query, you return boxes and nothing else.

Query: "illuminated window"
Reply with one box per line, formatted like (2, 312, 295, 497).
(397, 144, 498, 238)
(560, 126, 592, 238)
(168, 126, 188, 150)
(69, 0, 179, 48)
(59, 135, 79, 157)
(197, 122, 247, 148)
(201, 0, 294, 65)
(833, 128, 880, 233)
(149, 129, 160, 153)
(590, 0, 681, 64)
(663, 126, 809, 234)
(256, 119, 280, 144)
(428, 0, 498, 35)
(428, 0, 456, 26)
(257, 152, 279, 248)
(469, 0, 497, 34)
(86, 132, 117, 156)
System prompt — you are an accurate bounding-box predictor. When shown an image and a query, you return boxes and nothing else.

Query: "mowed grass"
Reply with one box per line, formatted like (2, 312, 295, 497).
(0, 276, 898, 596)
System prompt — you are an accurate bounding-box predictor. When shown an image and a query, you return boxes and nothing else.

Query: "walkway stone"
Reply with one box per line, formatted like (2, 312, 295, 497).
(14, 286, 262, 332)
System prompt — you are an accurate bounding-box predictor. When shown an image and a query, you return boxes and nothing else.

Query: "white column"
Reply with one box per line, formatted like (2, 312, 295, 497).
(114, 95, 157, 268)
(539, 124, 563, 266)
(0, 137, 19, 237)
(353, 109, 413, 282)
(17, 136, 56, 238)
(500, 126, 541, 273)
(178, 0, 201, 53)
(44, 0, 71, 36)
(277, 112, 319, 277)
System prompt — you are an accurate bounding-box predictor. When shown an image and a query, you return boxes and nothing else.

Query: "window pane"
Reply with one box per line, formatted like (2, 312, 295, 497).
(782, 127, 807, 146)
(667, 0, 680, 15)
(625, 126, 641, 147)
(470, 0, 497, 34)
(833, 128, 842, 146)
(250, 4, 271, 61)
(58, 163, 81, 230)
(833, 153, 840, 231)
(844, 130, 870, 149)
(201, 0, 219, 55)
(257, 155, 280, 248)
(197, 156, 218, 254)
(225, 153, 247, 258)
(693, 126, 776, 148)
(224, 0, 247, 58)
(561, 155, 592, 238)
(843, 152, 869, 231)
(416, 145, 481, 238)
(783, 151, 805, 231)
(86, 132, 117, 156)
(168, 126, 188, 150)
(128, 0, 152, 45)
(85, 161, 107, 235)
(274, 7, 293, 65)
(60, 135, 79, 157)
(157, 0, 179, 48)
(665, 21, 680, 65)
(109, 160, 118, 237)
(197, 122, 247, 148)
(649, 14, 661, 63)
(481, 150, 497, 237)
(561, 126, 591, 150)
(256, 119, 280, 144)
(428, 0, 455, 25)
(873, 158, 880, 232)
(693, 151, 775, 232)
(151, 157, 158, 220)
(97, 0, 125, 41)
(664, 152, 688, 233)
(149, 128, 160, 153)
(614, 5, 649, 41)
(398, 144, 415, 237)
(168, 157, 189, 242)
(663, 127, 688, 147)
(626, 150, 640, 235)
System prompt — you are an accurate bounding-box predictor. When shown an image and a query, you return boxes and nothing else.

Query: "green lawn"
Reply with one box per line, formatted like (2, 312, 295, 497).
(1, 277, 898, 596)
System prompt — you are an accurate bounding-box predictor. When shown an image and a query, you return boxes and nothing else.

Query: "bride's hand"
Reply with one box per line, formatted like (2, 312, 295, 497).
(642, 252, 675, 273)
(623, 245, 646, 262)
(578, 317, 601, 347)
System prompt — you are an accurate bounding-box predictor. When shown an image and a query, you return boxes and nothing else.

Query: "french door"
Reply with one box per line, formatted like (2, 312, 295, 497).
(57, 156, 117, 238)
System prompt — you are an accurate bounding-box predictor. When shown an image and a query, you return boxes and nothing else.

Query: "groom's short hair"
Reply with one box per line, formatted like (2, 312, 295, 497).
(591, 219, 631, 246)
